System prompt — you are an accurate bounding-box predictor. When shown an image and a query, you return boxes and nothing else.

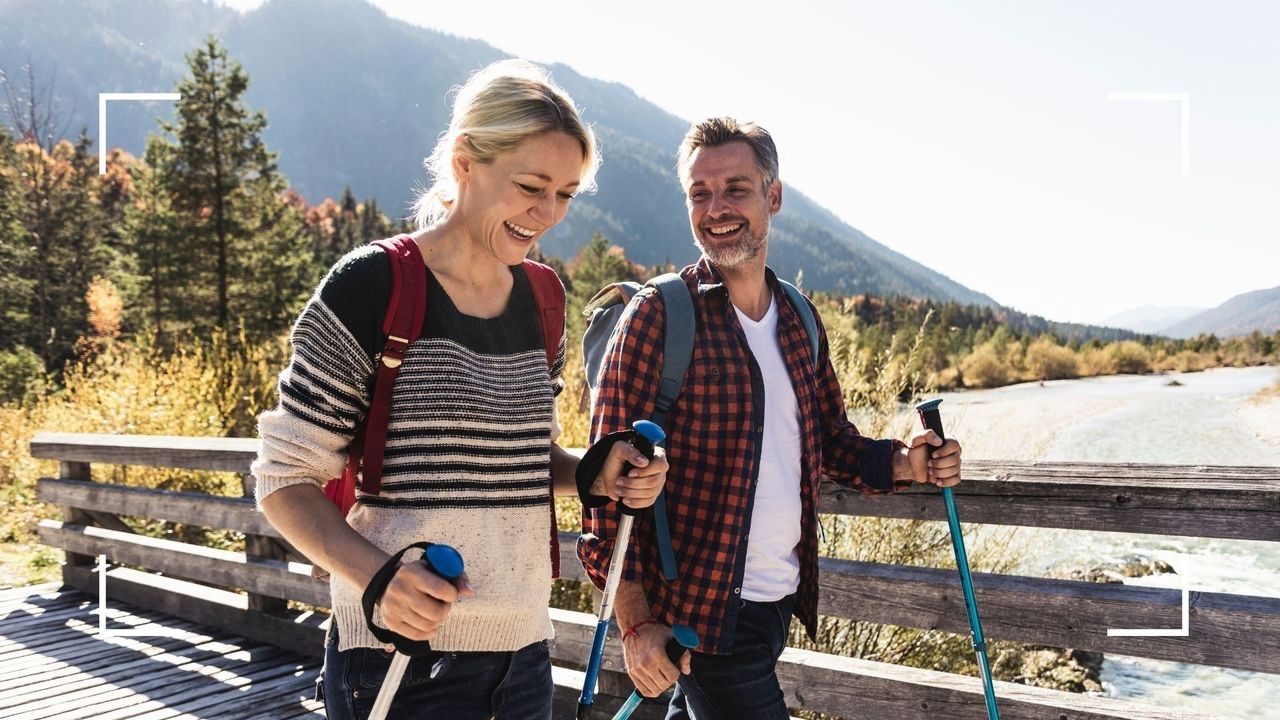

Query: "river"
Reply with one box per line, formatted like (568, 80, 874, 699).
(939, 366, 1280, 719)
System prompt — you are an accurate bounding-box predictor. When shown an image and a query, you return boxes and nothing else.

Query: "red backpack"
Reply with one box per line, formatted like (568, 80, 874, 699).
(321, 234, 567, 576)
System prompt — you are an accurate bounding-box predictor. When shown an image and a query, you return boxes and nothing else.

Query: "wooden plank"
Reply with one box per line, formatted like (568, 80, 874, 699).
(0, 595, 86, 628)
(32, 431, 1280, 542)
(39, 521, 329, 607)
(151, 664, 318, 720)
(30, 432, 259, 473)
(559, 533, 1280, 675)
(0, 586, 324, 720)
(45, 649, 300, 720)
(821, 460, 1280, 542)
(817, 557, 1280, 676)
(0, 617, 219, 692)
(14, 651, 304, 720)
(114, 659, 315, 720)
(966, 461, 1280, 486)
(60, 565, 328, 658)
(775, 645, 1218, 720)
(0, 582, 62, 604)
(36, 478, 281, 537)
(79, 643, 312, 720)
(546, 608, 1219, 720)
(0, 636, 286, 716)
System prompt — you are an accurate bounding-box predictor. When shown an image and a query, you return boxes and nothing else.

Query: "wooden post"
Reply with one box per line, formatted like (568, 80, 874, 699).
(59, 461, 95, 571)
(241, 473, 287, 613)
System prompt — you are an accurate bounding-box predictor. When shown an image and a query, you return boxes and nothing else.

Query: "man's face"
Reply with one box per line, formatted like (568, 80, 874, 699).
(682, 141, 781, 269)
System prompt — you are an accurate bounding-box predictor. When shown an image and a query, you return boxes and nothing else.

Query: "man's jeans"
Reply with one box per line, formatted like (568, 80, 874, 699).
(666, 594, 796, 720)
(319, 625, 553, 720)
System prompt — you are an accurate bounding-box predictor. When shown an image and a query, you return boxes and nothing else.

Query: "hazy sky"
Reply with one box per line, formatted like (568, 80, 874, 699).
(217, 0, 1279, 325)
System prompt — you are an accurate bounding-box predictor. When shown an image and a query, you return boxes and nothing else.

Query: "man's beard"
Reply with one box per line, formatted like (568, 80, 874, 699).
(695, 223, 767, 269)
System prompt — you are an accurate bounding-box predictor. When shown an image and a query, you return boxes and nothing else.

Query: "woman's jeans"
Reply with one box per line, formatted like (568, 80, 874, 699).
(665, 594, 796, 720)
(320, 625, 553, 719)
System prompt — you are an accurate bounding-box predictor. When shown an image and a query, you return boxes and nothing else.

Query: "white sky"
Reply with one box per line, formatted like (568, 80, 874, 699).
(216, 0, 1280, 325)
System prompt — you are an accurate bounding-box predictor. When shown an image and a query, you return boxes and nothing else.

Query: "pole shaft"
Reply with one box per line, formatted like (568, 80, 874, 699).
(942, 487, 1000, 719)
(369, 652, 410, 720)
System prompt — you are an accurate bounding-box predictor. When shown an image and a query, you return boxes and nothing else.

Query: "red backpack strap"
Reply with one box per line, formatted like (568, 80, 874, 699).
(522, 259, 566, 578)
(359, 234, 428, 496)
(523, 260, 565, 372)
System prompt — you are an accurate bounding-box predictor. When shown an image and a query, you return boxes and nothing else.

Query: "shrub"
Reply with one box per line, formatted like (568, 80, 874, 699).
(1106, 340, 1152, 375)
(960, 344, 1010, 388)
(1077, 346, 1114, 376)
(1161, 350, 1206, 373)
(1, 328, 285, 549)
(1025, 337, 1079, 381)
(0, 346, 45, 405)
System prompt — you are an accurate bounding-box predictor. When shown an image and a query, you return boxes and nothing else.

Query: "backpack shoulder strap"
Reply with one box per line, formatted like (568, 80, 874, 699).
(522, 260, 566, 372)
(778, 279, 820, 365)
(521, 259, 567, 579)
(359, 234, 427, 496)
(649, 272, 695, 424)
(644, 272, 692, 582)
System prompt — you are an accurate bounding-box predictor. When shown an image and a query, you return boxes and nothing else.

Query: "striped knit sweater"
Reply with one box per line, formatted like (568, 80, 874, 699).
(252, 244, 565, 652)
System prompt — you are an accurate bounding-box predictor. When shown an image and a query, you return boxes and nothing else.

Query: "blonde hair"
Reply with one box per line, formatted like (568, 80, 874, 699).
(412, 59, 600, 229)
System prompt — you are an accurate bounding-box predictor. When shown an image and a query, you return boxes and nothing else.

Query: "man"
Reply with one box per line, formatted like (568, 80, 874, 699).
(577, 117, 963, 719)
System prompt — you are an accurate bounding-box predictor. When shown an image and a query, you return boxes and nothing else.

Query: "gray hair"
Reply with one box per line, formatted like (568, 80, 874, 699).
(675, 116, 778, 188)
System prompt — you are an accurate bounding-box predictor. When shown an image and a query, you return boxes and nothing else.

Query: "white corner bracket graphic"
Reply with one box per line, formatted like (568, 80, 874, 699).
(92, 554, 183, 638)
(98, 92, 181, 174)
(1107, 573, 1191, 637)
(1106, 92, 1190, 176)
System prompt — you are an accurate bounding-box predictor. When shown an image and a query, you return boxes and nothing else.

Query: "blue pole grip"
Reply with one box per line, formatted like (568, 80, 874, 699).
(619, 420, 665, 517)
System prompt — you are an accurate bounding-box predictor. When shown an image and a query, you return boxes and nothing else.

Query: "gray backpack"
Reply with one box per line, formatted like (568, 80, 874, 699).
(581, 272, 821, 580)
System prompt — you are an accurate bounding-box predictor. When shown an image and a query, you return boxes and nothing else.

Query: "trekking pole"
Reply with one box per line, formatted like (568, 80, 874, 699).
(916, 399, 1001, 720)
(610, 625, 700, 720)
(577, 420, 666, 720)
(364, 543, 465, 720)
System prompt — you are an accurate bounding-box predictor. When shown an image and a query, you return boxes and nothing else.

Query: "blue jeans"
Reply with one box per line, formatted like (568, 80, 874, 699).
(320, 625, 553, 719)
(665, 594, 796, 720)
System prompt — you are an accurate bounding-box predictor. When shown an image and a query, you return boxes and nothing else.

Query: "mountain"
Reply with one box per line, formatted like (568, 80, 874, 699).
(0, 0, 997, 305)
(1161, 286, 1280, 338)
(1101, 305, 1205, 335)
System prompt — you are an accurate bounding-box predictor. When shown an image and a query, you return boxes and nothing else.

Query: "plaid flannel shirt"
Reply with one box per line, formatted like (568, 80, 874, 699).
(577, 258, 906, 655)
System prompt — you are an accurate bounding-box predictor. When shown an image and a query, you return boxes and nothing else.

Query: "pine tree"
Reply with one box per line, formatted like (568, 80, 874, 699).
(230, 174, 316, 338)
(158, 36, 315, 335)
(568, 233, 639, 306)
(6, 132, 112, 370)
(565, 232, 641, 338)
(123, 138, 186, 335)
(0, 126, 34, 352)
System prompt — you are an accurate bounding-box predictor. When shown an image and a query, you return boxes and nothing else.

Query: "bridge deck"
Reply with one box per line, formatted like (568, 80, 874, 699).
(0, 583, 324, 719)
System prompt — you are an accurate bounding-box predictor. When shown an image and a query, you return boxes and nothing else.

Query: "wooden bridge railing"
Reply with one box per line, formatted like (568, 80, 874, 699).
(28, 432, 1280, 719)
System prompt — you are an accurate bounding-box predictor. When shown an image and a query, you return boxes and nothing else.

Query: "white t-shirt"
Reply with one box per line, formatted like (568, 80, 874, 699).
(734, 294, 803, 602)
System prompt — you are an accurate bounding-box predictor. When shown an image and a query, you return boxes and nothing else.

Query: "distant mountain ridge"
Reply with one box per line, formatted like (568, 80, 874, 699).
(1162, 286, 1280, 338)
(1101, 305, 1205, 335)
(0, 0, 997, 306)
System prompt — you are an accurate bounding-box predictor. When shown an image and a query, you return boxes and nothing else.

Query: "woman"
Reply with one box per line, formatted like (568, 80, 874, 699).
(253, 59, 666, 719)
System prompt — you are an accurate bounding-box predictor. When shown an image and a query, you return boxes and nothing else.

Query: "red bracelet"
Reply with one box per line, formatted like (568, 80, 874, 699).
(621, 617, 660, 641)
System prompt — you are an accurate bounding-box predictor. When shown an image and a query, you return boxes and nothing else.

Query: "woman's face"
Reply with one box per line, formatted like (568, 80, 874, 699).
(455, 130, 585, 266)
